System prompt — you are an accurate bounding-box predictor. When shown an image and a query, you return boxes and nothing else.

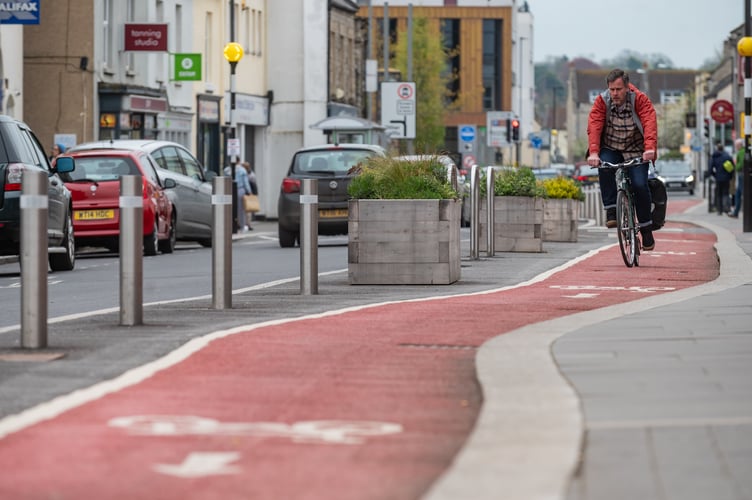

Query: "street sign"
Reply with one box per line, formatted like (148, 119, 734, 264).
(173, 53, 202, 81)
(710, 100, 734, 124)
(458, 124, 477, 154)
(530, 135, 542, 149)
(462, 154, 476, 169)
(381, 82, 416, 139)
(486, 111, 514, 147)
(459, 126, 475, 142)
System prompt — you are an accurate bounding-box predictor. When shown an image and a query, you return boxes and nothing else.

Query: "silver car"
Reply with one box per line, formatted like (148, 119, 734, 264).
(654, 159, 695, 196)
(68, 140, 215, 246)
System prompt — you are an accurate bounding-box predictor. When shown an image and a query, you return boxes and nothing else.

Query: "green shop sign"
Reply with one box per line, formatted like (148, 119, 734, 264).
(173, 53, 202, 81)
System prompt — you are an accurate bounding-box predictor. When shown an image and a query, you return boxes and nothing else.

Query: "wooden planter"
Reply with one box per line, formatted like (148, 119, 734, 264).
(348, 199, 461, 285)
(478, 196, 544, 253)
(543, 198, 581, 242)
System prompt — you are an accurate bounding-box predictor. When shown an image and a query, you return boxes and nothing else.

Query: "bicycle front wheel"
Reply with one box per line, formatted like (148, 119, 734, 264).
(616, 189, 636, 267)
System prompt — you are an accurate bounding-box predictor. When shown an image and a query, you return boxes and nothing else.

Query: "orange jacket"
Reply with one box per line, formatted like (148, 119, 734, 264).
(587, 83, 658, 157)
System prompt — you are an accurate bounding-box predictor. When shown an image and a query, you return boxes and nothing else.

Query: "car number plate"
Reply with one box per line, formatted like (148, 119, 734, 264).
(318, 208, 348, 218)
(75, 209, 115, 221)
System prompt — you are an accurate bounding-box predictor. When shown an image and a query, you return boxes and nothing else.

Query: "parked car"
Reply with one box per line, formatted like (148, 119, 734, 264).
(0, 115, 76, 271)
(68, 140, 215, 247)
(64, 148, 176, 255)
(531, 168, 562, 180)
(654, 159, 695, 195)
(277, 143, 387, 247)
(572, 162, 599, 186)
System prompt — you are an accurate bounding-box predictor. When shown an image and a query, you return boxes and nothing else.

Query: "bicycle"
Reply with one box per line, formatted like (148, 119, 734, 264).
(598, 157, 645, 268)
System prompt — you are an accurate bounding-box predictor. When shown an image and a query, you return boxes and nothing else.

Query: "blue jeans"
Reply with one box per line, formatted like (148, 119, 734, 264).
(733, 172, 743, 216)
(598, 148, 653, 229)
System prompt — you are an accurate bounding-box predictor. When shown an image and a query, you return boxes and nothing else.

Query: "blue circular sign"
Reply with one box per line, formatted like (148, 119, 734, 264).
(460, 126, 475, 142)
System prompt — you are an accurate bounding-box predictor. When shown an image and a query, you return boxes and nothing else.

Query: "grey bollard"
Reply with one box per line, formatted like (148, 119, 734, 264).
(212, 176, 233, 309)
(119, 175, 143, 326)
(486, 166, 496, 257)
(470, 164, 480, 260)
(20, 169, 48, 348)
(300, 179, 318, 295)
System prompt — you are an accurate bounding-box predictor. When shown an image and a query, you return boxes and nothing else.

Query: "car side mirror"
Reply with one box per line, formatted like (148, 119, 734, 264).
(204, 169, 217, 181)
(53, 156, 75, 174)
(163, 178, 177, 189)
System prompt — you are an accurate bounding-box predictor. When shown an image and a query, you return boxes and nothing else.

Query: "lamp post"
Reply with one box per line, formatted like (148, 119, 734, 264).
(223, 40, 244, 233)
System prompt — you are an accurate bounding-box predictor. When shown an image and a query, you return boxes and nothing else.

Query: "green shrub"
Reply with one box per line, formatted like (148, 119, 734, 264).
(539, 176, 585, 201)
(348, 156, 459, 200)
(492, 167, 545, 197)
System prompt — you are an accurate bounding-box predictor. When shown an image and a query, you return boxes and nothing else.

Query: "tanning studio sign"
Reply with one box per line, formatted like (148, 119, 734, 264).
(0, 1, 40, 24)
(124, 23, 168, 52)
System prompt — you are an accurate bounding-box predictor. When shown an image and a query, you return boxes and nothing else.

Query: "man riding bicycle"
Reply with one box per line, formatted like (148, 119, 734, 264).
(587, 68, 658, 251)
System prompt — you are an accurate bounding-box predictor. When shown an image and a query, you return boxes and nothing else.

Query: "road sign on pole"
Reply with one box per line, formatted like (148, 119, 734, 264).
(381, 82, 416, 139)
(486, 111, 514, 147)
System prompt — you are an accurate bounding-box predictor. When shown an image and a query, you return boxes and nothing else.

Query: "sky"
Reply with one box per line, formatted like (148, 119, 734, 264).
(530, 0, 743, 69)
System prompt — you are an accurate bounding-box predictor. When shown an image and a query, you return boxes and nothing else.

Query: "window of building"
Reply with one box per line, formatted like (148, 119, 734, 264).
(126, 0, 135, 74)
(441, 18, 460, 104)
(204, 12, 213, 82)
(660, 90, 684, 105)
(588, 90, 601, 104)
(103, 0, 114, 72)
(482, 19, 503, 110)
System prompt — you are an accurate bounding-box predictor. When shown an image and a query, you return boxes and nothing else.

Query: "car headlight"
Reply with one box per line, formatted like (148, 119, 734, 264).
(657, 175, 666, 183)
(686, 175, 694, 183)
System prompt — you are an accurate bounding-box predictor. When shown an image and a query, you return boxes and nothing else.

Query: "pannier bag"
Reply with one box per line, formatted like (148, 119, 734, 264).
(649, 177, 667, 231)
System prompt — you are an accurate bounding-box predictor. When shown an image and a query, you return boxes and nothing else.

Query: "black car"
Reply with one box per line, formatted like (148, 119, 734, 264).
(277, 144, 386, 247)
(0, 115, 76, 271)
(68, 140, 216, 247)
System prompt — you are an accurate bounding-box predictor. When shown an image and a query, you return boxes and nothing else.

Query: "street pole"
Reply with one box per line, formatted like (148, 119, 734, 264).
(223, 0, 243, 234)
(744, 1, 752, 232)
(517, 37, 526, 167)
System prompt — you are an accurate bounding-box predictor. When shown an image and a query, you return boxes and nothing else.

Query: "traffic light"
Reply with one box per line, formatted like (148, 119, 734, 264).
(506, 119, 512, 142)
(511, 119, 520, 142)
(703, 118, 709, 138)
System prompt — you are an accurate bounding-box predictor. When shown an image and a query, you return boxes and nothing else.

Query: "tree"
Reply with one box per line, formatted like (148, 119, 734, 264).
(392, 17, 453, 152)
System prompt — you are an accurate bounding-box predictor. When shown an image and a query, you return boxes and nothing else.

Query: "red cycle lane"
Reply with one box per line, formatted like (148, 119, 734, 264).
(0, 201, 718, 500)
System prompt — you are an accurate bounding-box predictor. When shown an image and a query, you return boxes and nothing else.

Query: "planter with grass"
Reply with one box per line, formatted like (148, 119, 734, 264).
(347, 156, 461, 285)
(478, 167, 545, 253)
(540, 176, 585, 242)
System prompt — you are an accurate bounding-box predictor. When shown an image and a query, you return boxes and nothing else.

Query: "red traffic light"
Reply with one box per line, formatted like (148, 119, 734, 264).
(511, 119, 520, 142)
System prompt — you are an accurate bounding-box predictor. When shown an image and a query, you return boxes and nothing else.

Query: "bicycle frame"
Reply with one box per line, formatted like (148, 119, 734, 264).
(600, 158, 643, 268)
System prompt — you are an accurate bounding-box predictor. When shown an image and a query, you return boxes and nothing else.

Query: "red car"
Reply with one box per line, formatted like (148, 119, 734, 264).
(64, 148, 176, 255)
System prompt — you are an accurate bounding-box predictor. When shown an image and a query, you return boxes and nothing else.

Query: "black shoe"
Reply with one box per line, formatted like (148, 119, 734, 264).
(641, 228, 655, 251)
(606, 208, 616, 228)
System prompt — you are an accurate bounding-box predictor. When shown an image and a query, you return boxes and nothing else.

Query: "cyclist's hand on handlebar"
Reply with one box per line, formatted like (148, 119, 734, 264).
(642, 150, 655, 162)
(587, 154, 600, 167)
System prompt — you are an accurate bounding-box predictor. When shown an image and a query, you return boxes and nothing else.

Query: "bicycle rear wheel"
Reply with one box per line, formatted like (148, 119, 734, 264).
(616, 189, 636, 267)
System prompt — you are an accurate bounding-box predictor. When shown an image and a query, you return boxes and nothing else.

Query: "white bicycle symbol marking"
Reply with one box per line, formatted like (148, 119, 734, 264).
(109, 415, 403, 445)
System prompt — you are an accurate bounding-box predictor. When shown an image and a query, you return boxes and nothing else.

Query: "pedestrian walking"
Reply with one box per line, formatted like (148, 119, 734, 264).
(224, 163, 252, 231)
(242, 161, 259, 230)
(730, 138, 744, 218)
(709, 142, 734, 216)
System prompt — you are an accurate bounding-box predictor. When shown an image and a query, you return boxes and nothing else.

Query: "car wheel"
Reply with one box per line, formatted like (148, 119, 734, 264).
(158, 211, 177, 254)
(49, 209, 76, 272)
(689, 189, 694, 196)
(144, 219, 159, 256)
(278, 226, 298, 248)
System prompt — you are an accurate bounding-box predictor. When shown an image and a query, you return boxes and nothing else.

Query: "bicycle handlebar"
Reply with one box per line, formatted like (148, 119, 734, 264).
(598, 158, 644, 169)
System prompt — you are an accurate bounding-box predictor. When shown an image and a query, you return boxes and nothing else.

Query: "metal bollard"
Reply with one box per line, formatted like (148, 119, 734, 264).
(119, 175, 143, 326)
(20, 170, 48, 348)
(470, 164, 480, 260)
(300, 179, 318, 295)
(212, 176, 233, 309)
(486, 166, 496, 257)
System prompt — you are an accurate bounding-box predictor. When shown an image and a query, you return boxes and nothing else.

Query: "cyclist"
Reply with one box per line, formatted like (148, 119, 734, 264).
(586, 68, 658, 251)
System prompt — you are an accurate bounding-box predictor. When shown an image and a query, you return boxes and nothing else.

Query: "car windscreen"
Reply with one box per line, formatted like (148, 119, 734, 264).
(656, 162, 691, 175)
(293, 150, 376, 174)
